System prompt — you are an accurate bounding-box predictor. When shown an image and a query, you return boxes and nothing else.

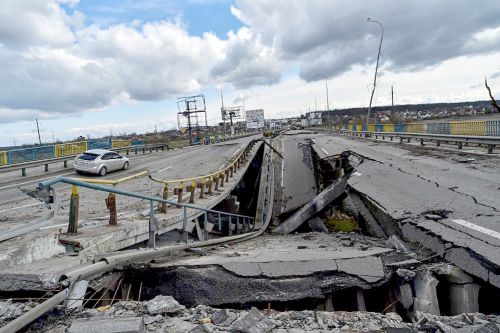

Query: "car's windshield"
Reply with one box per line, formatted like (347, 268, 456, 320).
(78, 153, 99, 161)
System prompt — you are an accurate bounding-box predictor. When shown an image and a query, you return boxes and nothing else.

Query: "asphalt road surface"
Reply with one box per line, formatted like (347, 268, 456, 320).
(0, 136, 258, 229)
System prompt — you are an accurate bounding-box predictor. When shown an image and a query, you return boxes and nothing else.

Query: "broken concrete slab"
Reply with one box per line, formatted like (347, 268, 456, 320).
(273, 177, 348, 234)
(65, 280, 88, 309)
(229, 307, 275, 333)
(67, 317, 144, 333)
(145, 295, 185, 314)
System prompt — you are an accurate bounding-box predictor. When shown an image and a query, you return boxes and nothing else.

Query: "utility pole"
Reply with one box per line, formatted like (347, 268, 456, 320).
(35, 118, 42, 145)
(366, 18, 384, 126)
(325, 80, 330, 111)
(391, 85, 394, 116)
(52, 130, 55, 143)
(220, 86, 226, 138)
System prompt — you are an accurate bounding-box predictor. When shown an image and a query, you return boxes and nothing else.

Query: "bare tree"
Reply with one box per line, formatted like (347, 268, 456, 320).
(485, 78, 500, 112)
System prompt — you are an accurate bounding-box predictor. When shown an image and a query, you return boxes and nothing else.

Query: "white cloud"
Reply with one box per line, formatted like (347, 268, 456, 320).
(0, 0, 500, 131)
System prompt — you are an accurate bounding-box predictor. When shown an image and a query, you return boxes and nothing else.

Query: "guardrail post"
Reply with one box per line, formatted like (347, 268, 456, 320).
(420, 139, 425, 146)
(22, 168, 26, 177)
(174, 185, 183, 207)
(219, 173, 225, 187)
(135, 148, 138, 155)
(105, 192, 117, 226)
(149, 200, 157, 248)
(44, 164, 49, 172)
(229, 215, 232, 235)
(64, 160, 68, 168)
(236, 216, 240, 234)
(407, 137, 411, 143)
(488, 145, 495, 154)
(156, 147, 159, 152)
(158, 185, 168, 213)
(399, 137, 403, 144)
(142, 148, 145, 154)
(187, 181, 196, 204)
(207, 177, 213, 195)
(390, 136, 393, 141)
(436, 140, 441, 147)
(229, 166, 234, 178)
(218, 213, 221, 231)
(68, 185, 79, 234)
(126, 150, 129, 156)
(197, 180, 205, 199)
(225, 169, 229, 182)
(458, 142, 463, 149)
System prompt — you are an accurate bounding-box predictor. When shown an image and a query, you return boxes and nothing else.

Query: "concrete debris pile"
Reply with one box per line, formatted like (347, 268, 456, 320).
(0, 300, 35, 325)
(14, 295, 500, 333)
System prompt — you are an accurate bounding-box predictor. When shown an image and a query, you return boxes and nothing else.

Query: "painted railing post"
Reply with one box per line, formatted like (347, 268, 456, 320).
(148, 200, 157, 248)
(68, 185, 79, 234)
(158, 185, 168, 213)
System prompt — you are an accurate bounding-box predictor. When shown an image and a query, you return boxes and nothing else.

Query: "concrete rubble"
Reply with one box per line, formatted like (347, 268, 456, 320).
(4, 295, 500, 333)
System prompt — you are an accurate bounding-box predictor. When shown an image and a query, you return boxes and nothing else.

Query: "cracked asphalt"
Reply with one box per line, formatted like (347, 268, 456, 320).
(305, 131, 500, 287)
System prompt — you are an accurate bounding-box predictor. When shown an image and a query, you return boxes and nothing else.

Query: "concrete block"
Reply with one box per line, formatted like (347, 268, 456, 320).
(145, 295, 185, 314)
(413, 270, 440, 315)
(68, 317, 144, 333)
(398, 283, 414, 310)
(449, 283, 480, 314)
(66, 280, 88, 309)
(230, 307, 275, 333)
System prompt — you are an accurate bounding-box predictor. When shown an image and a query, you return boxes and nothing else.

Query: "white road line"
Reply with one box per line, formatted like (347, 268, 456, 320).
(321, 148, 329, 156)
(0, 202, 43, 213)
(0, 171, 75, 190)
(153, 165, 172, 174)
(451, 219, 500, 241)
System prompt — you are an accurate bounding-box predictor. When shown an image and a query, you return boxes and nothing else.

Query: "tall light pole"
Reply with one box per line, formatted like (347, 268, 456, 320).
(325, 80, 330, 111)
(366, 18, 384, 126)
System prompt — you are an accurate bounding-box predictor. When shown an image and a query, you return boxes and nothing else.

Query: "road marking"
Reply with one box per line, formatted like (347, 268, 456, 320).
(353, 172, 363, 176)
(451, 219, 500, 241)
(0, 171, 75, 190)
(0, 202, 43, 213)
(153, 165, 172, 174)
(321, 148, 329, 156)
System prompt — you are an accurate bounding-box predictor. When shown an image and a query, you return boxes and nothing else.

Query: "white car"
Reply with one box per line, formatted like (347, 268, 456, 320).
(74, 149, 129, 176)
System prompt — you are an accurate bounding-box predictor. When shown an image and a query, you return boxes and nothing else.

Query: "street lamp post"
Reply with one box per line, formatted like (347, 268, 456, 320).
(325, 80, 330, 111)
(366, 18, 384, 126)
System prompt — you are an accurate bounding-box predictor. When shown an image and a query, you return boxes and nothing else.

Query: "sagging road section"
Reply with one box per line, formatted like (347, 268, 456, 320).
(306, 131, 500, 288)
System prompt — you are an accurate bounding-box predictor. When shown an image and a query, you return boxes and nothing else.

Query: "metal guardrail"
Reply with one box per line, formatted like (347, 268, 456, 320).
(0, 143, 168, 176)
(149, 140, 259, 210)
(333, 119, 500, 137)
(338, 129, 500, 154)
(37, 176, 255, 243)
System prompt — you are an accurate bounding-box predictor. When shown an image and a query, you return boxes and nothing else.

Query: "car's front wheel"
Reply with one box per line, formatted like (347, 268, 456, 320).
(123, 161, 129, 170)
(99, 167, 107, 176)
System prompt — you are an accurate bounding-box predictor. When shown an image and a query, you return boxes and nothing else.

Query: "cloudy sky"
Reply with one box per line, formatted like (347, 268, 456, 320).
(1, 0, 500, 146)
